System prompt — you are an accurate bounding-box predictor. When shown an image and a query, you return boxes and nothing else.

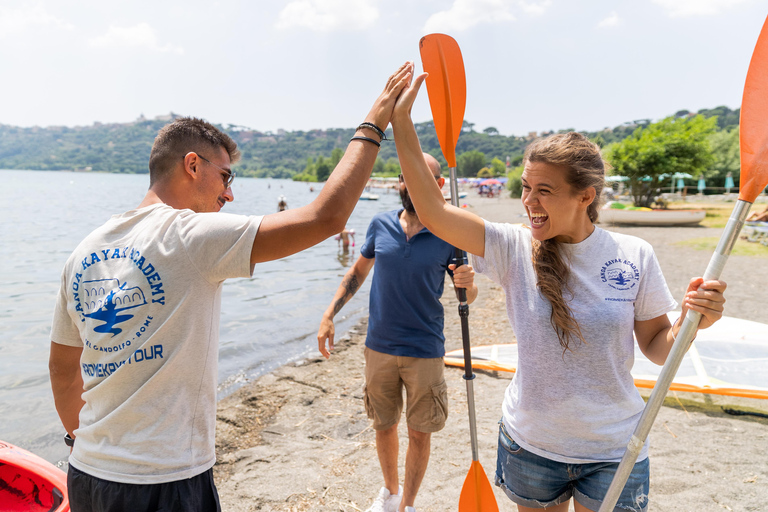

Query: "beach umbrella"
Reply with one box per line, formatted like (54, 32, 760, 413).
(725, 173, 735, 193)
(599, 14, 768, 511)
(677, 178, 685, 190)
(479, 178, 501, 186)
(420, 33, 498, 512)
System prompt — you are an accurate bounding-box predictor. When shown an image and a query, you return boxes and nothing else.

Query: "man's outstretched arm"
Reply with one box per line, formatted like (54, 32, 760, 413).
(317, 254, 375, 358)
(251, 63, 413, 265)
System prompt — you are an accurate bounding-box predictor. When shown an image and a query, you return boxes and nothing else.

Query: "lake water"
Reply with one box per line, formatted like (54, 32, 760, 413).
(0, 170, 401, 465)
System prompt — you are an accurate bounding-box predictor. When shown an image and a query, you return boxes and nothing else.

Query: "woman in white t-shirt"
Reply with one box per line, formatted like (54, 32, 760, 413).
(390, 74, 727, 512)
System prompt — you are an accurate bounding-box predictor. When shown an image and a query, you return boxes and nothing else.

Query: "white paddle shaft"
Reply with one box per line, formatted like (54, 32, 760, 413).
(599, 200, 752, 511)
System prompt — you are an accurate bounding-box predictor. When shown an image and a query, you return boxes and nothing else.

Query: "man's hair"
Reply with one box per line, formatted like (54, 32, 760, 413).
(148, 117, 240, 185)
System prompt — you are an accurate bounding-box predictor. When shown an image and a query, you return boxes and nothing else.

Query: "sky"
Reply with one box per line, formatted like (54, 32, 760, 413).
(0, 0, 766, 137)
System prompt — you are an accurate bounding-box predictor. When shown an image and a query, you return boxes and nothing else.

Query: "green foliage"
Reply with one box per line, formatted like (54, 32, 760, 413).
(507, 165, 523, 198)
(315, 156, 332, 182)
(604, 115, 717, 207)
(490, 157, 506, 176)
(457, 150, 486, 178)
(708, 127, 740, 184)
(477, 167, 493, 178)
(0, 105, 742, 185)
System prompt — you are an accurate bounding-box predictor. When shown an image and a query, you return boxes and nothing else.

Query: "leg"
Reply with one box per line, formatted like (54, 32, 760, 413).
(400, 428, 431, 511)
(399, 356, 448, 511)
(364, 348, 405, 497)
(517, 502, 570, 512)
(376, 423, 400, 495)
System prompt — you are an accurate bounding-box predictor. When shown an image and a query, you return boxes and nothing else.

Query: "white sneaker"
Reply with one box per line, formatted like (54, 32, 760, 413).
(365, 486, 402, 512)
(404, 507, 416, 512)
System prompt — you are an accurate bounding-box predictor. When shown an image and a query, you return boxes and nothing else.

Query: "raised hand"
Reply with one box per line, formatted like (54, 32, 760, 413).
(393, 63, 428, 121)
(364, 62, 414, 132)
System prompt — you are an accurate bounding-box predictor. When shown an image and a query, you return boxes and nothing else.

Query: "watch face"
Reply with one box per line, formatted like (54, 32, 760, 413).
(65, 434, 75, 447)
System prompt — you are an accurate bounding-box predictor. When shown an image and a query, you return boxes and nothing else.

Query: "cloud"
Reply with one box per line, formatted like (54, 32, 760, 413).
(89, 23, 184, 54)
(423, 0, 551, 33)
(0, 3, 73, 37)
(651, 0, 751, 17)
(517, 0, 552, 16)
(597, 11, 621, 28)
(275, 0, 379, 32)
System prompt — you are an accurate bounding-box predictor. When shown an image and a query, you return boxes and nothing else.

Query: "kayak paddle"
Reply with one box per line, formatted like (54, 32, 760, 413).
(419, 33, 499, 512)
(599, 14, 768, 511)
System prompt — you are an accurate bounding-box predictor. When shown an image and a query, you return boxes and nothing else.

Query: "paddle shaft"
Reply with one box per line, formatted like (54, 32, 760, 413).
(598, 200, 752, 512)
(447, 165, 480, 462)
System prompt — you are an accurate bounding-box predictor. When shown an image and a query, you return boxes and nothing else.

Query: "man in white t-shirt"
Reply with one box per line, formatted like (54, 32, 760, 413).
(48, 63, 413, 512)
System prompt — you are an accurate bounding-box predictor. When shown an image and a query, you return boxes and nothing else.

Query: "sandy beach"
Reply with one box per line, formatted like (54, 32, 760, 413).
(213, 194, 768, 512)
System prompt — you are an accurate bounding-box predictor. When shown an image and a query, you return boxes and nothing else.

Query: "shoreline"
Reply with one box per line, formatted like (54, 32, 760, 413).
(214, 194, 768, 511)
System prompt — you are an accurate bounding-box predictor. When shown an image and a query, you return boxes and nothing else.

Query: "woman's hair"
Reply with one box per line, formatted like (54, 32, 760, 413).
(524, 132, 605, 353)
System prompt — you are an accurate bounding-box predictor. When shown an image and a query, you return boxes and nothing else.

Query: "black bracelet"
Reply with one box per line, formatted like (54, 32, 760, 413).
(357, 122, 387, 141)
(350, 135, 381, 148)
(64, 433, 75, 447)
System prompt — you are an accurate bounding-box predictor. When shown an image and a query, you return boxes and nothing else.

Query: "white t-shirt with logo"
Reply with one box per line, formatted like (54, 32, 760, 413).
(51, 203, 261, 484)
(471, 222, 677, 463)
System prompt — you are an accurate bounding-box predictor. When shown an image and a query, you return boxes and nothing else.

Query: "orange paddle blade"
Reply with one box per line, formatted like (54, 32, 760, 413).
(459, 460, 499, 512)
(419, 34, 466, 168)
(739, 14, 768, 202)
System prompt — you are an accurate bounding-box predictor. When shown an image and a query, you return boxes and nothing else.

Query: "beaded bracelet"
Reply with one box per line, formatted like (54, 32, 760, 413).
(357, 122, 387, 141)
(350, 135, 381, 148)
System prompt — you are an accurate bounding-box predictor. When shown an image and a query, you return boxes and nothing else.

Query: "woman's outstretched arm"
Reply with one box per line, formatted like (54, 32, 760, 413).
(391, 70, 486, 257)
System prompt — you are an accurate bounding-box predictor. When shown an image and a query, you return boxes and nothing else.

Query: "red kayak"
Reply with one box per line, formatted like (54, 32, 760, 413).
(0, 440, 69, 511)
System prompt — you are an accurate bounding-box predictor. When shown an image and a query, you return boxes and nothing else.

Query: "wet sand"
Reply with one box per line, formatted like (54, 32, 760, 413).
(214, 194, 768, 512)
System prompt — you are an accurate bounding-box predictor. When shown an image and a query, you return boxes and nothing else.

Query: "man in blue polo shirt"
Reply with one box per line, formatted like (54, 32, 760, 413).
(317, 153, 478, 512)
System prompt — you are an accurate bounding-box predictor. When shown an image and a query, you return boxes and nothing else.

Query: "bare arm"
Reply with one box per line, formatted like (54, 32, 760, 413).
(390, 72, 486, 257)
(49, 342, 84, 437)
(317, 255, 376, 358)
(635, 278, 726, 365)
(251, 63, 413, 264)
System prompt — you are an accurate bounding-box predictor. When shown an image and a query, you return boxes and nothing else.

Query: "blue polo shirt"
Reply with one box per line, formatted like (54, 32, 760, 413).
(360, 209, 455, 358)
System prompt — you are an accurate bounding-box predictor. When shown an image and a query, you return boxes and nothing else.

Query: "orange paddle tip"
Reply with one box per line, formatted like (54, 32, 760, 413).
(458, 460, 499, 512)
(739, 14, 768, 202)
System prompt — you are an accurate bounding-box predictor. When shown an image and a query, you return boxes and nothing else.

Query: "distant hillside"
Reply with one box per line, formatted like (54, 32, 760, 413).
(0, 106, 739, 178)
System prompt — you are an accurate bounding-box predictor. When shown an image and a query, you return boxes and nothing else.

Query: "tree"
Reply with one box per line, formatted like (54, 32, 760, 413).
(329, 147, 343, 169)
(457, 150, 486, 177)
(490, 157, 506, 176)
(477, 167, 492, 178)
(483, 126, 499, 136)
(315, 156, 332, 182)
(604, 115, 717, 207)
(708, 127, 740, 184)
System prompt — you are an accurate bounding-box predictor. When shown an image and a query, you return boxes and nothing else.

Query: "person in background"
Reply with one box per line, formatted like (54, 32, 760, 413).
(317, 153, 478, 512)
(48, 62, 414, 512)
(389, 71, 727, 512)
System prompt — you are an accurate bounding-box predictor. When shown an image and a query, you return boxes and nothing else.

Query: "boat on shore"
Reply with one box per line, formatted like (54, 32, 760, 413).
(359, 192, 379, 201)
(599, 205, 706, 226)
(0, 440, 69, 511)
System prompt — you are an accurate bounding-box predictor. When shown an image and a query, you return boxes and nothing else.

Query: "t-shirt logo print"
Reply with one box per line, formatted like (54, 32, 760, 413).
(81, 279, 147, 337)
(600, 258, 640, 291)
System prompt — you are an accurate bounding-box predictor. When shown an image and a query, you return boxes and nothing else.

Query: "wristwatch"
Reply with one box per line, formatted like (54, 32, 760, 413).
(64, 433, 75, 447)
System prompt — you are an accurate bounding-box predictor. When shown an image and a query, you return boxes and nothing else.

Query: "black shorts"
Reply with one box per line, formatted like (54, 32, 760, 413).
(67, 464, 221, 512)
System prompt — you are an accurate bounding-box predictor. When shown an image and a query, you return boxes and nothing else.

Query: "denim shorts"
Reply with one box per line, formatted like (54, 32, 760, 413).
(495, 422, 649, 512)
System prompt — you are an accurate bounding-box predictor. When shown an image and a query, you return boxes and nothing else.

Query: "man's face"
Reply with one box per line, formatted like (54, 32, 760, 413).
(399, 172, 442, 215)
(191, 147, 234, 213)
(399, 177, 417, 214)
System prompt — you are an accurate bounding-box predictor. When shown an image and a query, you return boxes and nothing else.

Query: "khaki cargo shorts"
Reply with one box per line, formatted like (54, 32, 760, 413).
(363, 347, 448, 433)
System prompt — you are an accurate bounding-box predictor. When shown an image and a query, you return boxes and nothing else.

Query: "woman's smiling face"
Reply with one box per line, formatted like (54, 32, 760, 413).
(521, 161, 596, 244)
